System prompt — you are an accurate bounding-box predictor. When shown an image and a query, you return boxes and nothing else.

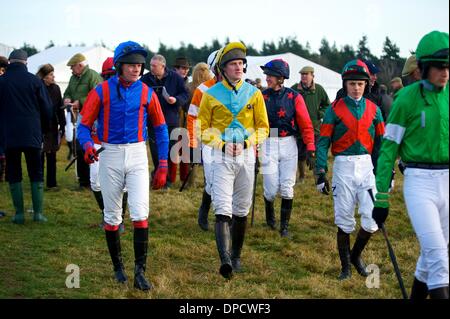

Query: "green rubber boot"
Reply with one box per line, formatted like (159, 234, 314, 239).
(31, 182, 47, 222)
(9, 182, 25, 224)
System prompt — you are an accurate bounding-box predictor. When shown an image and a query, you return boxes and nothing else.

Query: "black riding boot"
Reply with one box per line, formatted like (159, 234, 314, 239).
(215, 215, 233, 279)
(133, 226, 153, 291)
(231, 216, 247, 272)
(105, 229, 128, 283)
(350, 228, 372, 277)
(429, 286, 449, 299)
(264, 197, 276, 230)
(198, 190, 211, 231)
(410, 277, 429, 300)
(337, 227, 352, 280)
(280, 198, 293, 238)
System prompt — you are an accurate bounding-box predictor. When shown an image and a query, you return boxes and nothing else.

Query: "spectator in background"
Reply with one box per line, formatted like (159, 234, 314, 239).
(0, 56, 8, 184)
(63, 53, 102, 189)
(379, 84, 393, 120)
(0, 49, 52, 224)
(0, 56, 8, 218)
(36, 64, 66, 190)
(173, 57, 191, 80)
(402, 54, 421, 86)
(244, 78, 256, 85)
(255, 78, 264, 90)
(291, 66, 330, 183)
(141, 54, 189, 188)
(389, 77, 404, 96)
(173, 57, 192, 186)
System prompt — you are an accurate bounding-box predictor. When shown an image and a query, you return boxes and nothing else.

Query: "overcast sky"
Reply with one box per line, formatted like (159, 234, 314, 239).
(1, 0, 448, 57)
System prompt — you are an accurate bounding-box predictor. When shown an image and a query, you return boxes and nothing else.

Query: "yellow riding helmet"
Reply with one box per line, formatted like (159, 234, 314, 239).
(217, 42, 247, 69)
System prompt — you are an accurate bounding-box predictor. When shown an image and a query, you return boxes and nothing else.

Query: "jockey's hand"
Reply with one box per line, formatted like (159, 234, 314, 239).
(152, 160, 168, 190)
(84, 144, 98, 164)
(316, 174, 330, 195)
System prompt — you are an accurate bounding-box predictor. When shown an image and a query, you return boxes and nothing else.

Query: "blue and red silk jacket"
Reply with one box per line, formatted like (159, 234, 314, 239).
(77, 76, 169, 160)
(262, 87, 315, 151)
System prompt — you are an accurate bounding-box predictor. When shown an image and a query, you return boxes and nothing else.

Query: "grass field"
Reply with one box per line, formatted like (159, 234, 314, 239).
(0, 145, 419, 299)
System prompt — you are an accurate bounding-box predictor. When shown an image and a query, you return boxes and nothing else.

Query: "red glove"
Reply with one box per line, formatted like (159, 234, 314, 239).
(152, 160, 168, 190)
(84, 144, 99, 164)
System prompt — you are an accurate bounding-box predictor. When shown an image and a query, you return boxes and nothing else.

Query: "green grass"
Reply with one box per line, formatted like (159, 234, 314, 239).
(0, 145, 419, 299)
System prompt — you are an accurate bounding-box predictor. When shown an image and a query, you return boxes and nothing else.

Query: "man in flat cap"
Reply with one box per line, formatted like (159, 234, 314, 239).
(0, 49, 52, 224)
(291, 66, 330, 183)
(63, 53, 102, 189)
(402, 54, 421, 86)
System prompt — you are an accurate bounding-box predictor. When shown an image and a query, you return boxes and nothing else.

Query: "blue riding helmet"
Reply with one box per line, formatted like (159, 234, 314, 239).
(260, 59, 290, 79)
(113, 41, 147, 65)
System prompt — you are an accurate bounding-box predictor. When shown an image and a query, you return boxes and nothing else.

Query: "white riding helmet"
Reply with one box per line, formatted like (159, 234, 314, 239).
(207, 49, 220, 70)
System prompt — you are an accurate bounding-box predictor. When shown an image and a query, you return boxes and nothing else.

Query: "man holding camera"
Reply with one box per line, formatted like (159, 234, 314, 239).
(63, 53, 102, 188)
(141, 54, 189, 187)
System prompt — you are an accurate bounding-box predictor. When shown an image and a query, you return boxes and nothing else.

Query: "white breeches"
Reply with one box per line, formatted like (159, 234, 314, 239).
(202, 143, 213, 195)
(404, 168, 449, 290)
(261, 136, 298, 201)
(210, 148, 256, 218)
(99, 142, 149, 226)
(332, 154, 378, 234)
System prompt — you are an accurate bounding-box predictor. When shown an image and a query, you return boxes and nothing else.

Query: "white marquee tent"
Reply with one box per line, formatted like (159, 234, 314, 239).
(27, 46, 114, 93)
(245, 52, 342, 100)
(0, 43, 14, 58)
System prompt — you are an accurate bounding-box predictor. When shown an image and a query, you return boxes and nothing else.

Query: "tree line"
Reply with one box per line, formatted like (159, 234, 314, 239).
(19, 35, 408, 86)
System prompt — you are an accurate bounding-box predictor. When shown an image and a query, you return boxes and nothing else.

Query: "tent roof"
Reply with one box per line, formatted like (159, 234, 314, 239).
(27, 46, 114, 92)
(245, 52, 342, 99)
(0, 43, 14, 58)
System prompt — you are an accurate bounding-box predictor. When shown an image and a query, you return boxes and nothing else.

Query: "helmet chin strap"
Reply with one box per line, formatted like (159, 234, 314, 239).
(219, 60, 247, 94)
(221, 69, 238, 94)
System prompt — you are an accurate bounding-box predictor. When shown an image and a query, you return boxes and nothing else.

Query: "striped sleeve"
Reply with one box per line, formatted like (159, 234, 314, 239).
(78, 88, 101, 150)
(294, 94, 315, 151)
(374, 106, 385, 137)
(187, 85, 205, 148)
(147, 91, 169, 161)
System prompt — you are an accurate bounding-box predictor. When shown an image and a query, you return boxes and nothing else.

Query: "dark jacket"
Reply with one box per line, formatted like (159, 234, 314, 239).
(43, 82, 65, 152)
(0, 62, 52, 149)
(379, 91, 393, 121)
(141, 68, 189, 127)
